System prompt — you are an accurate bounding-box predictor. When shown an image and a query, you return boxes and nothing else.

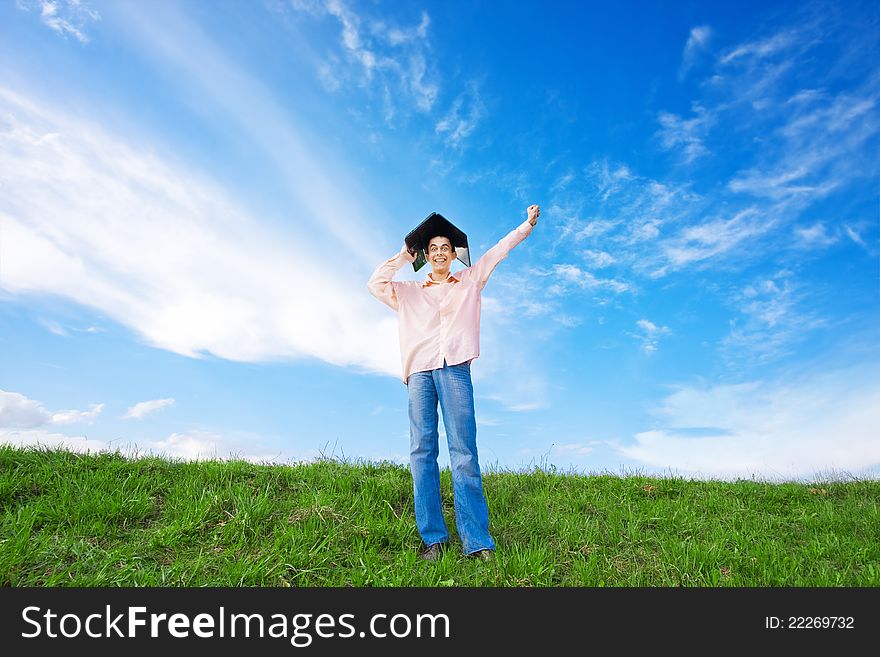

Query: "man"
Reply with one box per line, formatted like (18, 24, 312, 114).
(367, 204, 540, 561)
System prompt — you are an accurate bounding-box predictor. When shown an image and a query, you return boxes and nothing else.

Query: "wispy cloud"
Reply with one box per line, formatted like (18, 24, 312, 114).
(123, 398, 176, 420)
(536, 10, 878, 372)
(719, 30, 799, 65)
(547, 264, 632, 296)
(17, 0, 101, 44)
(488, 260, 589, 326)
(0, 88, 400, 377)
(552, 442, 595, 456)
(478, 293, 554, 412)
(656, 104, 714, 163)
(37, 318, 69, 336)
(843, 224, 868, 249)
(105, 2, 382, 264)
(679, 25, 712, 81)
(629, 319, 671, 354)
(551, 161, 699, 260)
(661, 207, 772, 269)
(581, 250, 616, 268)
(588, 160, 634, 202)
(721, 270, 827, 366)
(728, 78, 879, 201)
(290, 0, 490, 151)
(619, 360, 880, 480)
(290, 0, 438, 119)
(435, 82, 486, 149)
(728, 166, 837, 199)
(551, 171, 575, 192)
(792, 222, 837, 248)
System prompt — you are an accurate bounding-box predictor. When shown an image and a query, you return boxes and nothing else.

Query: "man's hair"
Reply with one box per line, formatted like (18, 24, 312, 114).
(427, 234, 455, 249)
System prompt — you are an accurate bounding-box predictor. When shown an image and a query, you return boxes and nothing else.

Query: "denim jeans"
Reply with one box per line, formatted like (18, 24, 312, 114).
(406, 360, 495, 554)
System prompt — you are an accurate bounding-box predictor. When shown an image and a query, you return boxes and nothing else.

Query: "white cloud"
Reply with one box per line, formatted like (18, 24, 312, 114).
(679, 25, 711, 80)
(291, 0, 438, 118)
(1, 428, 112, 453)
(38, 318, 68, 336)
(549, 264, 631, 295)
(123, 398, 176, 420)
(719, 30, 798, 65)
(551, 171, 575, 192)
(661, 207, 771, 268)
(407, 52, 439, 112)
(0, 389, 311, 462)
(17, 0, 101, 44)
(575, 220, 619, 240)
(656, 104, 714, 163)
(619, 361, 880, 480)
(35, 318, 104, 336)
(552, 442, 594, 456)
(475, 276, 562, 414)
(0, 390, 50, 428)
(728, 85, 878, 201)
(721, 271, 826, 365)
(844, 225, 867, 248)
(110, 3, 382, 262)
(50, 404, 104, 425)
(551, 162, 701, 276)
(0, 389, 103, 428)
(481, 268, 585, 335)
(378, 11, 430, 46)
(148, 431, 223, 461)
(0, 426, 307, 464)
(581, 250, 616, 268)
(728, 166, 838, 199)
(476, 316, 552, 412)
(793, 222, 837, 248)
(588, 160, 634, 201)
(435, 82, 486, 149)
(636, 319, 669, 335)
(0, 88, 400, 378)
(629, 319, 671, 354)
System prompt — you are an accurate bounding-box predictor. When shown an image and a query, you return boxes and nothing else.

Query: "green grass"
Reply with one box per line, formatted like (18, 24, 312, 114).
(1, 445, 878, 586)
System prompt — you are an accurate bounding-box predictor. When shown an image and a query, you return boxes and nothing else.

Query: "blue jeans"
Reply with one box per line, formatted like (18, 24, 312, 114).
(406, 360, 495, 554)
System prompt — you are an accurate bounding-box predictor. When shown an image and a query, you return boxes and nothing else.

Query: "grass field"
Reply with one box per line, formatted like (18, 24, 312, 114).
(1, 445, 878, 586)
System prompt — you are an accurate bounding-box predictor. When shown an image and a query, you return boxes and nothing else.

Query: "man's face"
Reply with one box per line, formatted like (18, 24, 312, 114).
(427, 236, 455, 278)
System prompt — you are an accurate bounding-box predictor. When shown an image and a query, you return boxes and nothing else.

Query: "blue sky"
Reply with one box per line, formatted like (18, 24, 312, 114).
(1, 0, 878, 480)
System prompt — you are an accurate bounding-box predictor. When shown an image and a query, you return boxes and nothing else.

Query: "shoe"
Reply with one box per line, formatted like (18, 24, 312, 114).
(469, 549, 494, 561)
(420, 542, 447, 561)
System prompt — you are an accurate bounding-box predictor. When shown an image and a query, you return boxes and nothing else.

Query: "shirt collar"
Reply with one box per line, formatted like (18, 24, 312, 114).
(422, 272, 460, 287)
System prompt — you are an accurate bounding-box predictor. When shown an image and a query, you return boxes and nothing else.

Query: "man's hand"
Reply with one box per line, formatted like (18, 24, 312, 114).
(400, 243, 417, 263)
(527, 204, 540, 226)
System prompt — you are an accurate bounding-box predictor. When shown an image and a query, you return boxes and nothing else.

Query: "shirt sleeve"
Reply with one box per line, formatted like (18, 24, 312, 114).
(367, 248, 410, 311)
(465, 219, 534, 289)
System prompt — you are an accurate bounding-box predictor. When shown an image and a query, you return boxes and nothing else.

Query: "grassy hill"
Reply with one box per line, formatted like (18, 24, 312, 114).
(1, 445, 877, 586)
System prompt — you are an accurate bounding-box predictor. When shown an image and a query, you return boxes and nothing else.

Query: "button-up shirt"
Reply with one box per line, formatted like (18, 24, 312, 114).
(368, 220, 534, 383)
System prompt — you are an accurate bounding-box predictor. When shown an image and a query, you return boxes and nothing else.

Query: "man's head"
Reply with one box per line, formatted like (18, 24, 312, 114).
(427, 234, 456, 280)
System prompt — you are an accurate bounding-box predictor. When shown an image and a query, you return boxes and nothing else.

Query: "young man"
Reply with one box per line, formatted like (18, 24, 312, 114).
(368, 204, 540, 561)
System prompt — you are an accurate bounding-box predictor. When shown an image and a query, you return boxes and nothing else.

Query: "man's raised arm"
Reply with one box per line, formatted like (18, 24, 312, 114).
(467, 204, 540, 289)
(367, 244, 417, 311)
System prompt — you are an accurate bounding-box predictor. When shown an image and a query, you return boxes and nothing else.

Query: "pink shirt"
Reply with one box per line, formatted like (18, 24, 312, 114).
(368, 220, 534, 383)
